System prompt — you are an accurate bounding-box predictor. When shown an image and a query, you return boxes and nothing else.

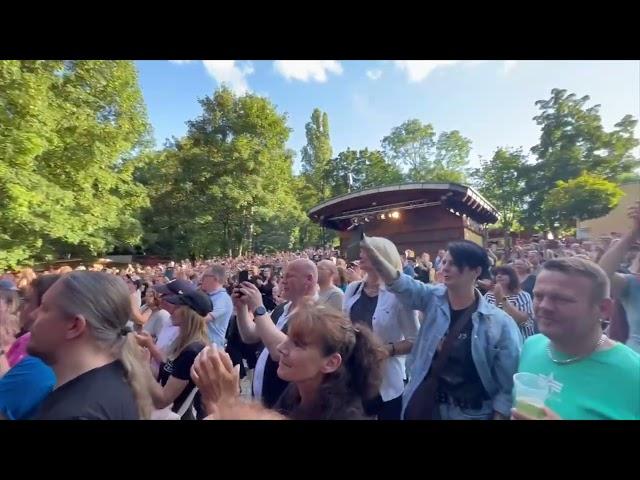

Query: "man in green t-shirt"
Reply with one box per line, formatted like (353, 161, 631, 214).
(513, 257, 640, 420)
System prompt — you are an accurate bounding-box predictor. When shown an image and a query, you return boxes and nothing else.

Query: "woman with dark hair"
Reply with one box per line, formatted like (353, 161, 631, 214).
(192, 301, 386, 420)
(0, 275, 59, 419)
(358, 238, 522, 420)
(484, 265, 535, 339)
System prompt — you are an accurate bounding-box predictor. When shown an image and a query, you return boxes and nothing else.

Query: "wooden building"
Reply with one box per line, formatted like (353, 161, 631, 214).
(577, 182, 639, 239)
(308, 183, 500, 258)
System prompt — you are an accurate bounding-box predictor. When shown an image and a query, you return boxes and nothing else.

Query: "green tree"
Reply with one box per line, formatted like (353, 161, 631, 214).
(431, 130, 472, 183)
(381, 120, 471, 182)
(381, 119, 435, 179)
(541, 172, 624, 230)
(522, 88, 639, 229)
(300, 108, 333, 202)
(138, 87, 301, 258)
(472, 148, 528, 247)
(297, 108, 334, 248)
(330, 148, 403, 196)
(0, 60, 151, 269)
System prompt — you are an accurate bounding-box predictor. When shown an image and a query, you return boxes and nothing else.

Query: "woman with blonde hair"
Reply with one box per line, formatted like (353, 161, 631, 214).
(16, 268, 36, 292)
(343, 236, 420, 420)
(136, 289, 212, 419)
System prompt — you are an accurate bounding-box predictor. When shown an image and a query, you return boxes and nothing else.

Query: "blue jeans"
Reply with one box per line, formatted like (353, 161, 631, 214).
(434, 399, 493, 420)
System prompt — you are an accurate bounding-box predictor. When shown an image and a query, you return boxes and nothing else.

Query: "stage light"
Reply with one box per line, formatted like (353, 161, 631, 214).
(390, 211, 400, 219)
(380, 213, 386, 220)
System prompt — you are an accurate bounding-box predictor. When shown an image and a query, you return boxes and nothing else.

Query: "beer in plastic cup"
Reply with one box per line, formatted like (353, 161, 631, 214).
(513, 372, 549, 419)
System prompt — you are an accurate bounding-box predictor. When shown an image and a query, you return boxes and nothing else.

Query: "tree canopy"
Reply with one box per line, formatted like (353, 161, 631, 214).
(1, 65, 638, 270)
(0, 60, 151, 269)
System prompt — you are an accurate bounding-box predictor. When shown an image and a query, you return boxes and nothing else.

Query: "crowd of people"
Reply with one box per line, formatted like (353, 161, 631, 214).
(0, 203, 638, 420)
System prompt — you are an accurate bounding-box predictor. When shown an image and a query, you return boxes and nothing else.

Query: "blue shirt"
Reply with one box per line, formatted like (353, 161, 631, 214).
(387, 273, 522, 418)
(403, 264, 415, 277)
(0, 355, 56, 420)
(205, 288, 233, 348)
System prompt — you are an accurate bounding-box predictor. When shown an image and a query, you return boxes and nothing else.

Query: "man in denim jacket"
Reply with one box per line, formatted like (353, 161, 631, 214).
(361, 238, 522, 420)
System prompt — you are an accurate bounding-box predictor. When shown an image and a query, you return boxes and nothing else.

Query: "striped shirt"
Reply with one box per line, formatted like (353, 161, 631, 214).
(484, 290, 535, 338)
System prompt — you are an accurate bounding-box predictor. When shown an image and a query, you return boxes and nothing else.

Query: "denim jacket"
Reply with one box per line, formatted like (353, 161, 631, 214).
(388, 273, 522, 418)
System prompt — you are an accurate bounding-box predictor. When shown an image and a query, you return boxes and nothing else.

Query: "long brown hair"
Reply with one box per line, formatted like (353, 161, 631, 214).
(168, 306, 209, 360)
(285, 301, 385, 419)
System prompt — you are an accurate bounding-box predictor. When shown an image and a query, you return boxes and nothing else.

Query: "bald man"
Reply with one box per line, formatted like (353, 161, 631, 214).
(317, 260, 344, 311)
(234, 259, 318, 407)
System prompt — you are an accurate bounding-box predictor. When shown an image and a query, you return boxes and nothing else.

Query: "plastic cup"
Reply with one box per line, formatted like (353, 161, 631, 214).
(513, 372, 549, 419)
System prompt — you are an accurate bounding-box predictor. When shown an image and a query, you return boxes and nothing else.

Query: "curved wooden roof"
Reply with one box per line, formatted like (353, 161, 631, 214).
(308, 182, 500, 231)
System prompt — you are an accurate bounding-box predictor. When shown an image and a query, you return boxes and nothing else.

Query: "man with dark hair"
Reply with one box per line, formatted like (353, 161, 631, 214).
(360, 238, 522, 420)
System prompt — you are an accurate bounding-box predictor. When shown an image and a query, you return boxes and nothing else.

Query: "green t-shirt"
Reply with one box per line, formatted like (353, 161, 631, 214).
(518, 334, 640, 420)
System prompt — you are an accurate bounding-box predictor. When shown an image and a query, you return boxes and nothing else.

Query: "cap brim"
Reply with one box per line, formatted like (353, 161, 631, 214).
(153, 284, 172, 295)
(162, 294, 184, 306)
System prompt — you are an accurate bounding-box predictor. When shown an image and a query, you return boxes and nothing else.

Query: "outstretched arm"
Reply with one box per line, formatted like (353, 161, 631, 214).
(598, 202, 640, 299)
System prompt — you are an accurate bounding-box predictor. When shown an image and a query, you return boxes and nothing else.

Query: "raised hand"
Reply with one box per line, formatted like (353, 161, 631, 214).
(191, 344, 240, 416)
(237, 281, 264, 312)
(134, 331, 154, 349)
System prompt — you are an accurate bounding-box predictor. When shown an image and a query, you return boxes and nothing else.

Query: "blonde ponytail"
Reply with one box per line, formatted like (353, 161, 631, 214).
(119, 333, 154, 420)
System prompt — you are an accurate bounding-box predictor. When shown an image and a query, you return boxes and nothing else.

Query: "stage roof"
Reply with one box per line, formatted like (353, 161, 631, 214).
(308, 182, 500, 231)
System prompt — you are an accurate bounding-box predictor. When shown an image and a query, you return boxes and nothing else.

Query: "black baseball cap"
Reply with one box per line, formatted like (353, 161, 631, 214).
(163, 290, 213, 317)
(153, 279, 196, 296)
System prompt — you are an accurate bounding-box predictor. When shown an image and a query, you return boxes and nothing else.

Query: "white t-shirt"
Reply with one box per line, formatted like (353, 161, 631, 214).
(143, 309, 172, 339)
(152, 322, 180, 372)
(252, 302, 291, 400)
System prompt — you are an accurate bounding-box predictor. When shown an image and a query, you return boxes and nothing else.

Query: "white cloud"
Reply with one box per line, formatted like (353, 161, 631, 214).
(169, 60, 193, 65)
(503, 60, 518, 74)
(393, 60, 461, 82)
(202, 60, 254, 95)
(273, 60, 343, 82)
(366, 69, 383, 80)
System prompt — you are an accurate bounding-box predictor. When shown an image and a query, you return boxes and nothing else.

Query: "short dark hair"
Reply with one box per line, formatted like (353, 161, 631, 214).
(447, 241, 490, 279)
(493, 265, 520, 292)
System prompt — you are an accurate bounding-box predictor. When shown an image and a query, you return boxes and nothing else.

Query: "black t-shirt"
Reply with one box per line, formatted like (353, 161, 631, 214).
(33, 361, 139, 420)
(349, 283, 378, 330)
(520, 274, 536, 298)
(414, 265, 431, 284)
(435, 307, 488, 403)
(158, 342, 205, 417)
(259, 281, 277, 311)
(258, 303, 290, 409)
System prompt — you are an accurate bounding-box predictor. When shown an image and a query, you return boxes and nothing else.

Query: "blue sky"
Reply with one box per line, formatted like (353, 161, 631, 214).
(135, 60, 640, 173)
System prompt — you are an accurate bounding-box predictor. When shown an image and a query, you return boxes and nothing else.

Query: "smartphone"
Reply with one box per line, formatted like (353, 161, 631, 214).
(345, 224, 365, 262)
(238, 270, 250, 283)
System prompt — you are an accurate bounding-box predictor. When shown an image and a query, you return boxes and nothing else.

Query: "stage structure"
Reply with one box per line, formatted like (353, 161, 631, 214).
(308, 183, 500, 257)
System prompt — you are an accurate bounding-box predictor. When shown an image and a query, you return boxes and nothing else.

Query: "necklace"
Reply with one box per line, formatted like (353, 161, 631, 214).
(546, 334, 607, 364)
